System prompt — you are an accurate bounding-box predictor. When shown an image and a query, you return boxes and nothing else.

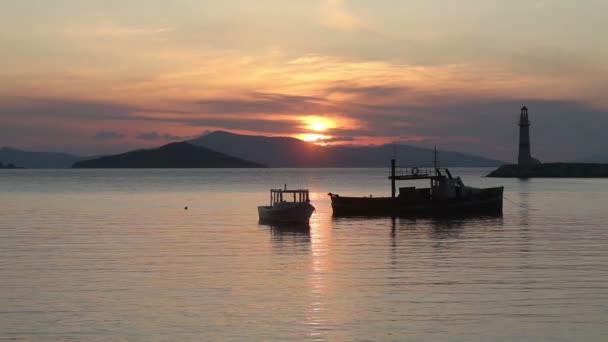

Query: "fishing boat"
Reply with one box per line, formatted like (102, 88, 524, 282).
(258, 186, 315, 223)
(328, 150, 504, 217)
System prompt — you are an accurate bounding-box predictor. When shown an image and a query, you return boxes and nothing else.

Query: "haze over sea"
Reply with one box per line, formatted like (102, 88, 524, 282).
(1, 168, 607, 341)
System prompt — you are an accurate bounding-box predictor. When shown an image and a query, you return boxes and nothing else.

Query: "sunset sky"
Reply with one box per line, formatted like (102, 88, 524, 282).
(1, 0, 607, 161)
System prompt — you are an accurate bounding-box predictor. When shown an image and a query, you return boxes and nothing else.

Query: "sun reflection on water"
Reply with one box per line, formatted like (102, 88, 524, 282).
(305, 214, 332, 340)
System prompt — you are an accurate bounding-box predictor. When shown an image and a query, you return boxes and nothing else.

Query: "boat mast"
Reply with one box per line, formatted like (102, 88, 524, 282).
(391, 158, 396, 198)
(433, 146, 438, 175)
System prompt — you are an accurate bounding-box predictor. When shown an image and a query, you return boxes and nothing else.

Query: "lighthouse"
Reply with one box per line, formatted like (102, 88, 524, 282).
(518, 106, 540, 166)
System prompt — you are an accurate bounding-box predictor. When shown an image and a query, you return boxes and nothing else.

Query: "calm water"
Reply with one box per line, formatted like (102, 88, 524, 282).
(1, 168, 607, 341)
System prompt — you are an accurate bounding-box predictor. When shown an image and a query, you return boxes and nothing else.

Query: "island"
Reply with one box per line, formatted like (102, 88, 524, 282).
(72, 142, 266, 168)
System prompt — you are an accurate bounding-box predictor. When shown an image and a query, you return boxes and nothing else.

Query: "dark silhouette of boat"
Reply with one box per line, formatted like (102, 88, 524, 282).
(329, 150, 503, 217)
(258, 186, 315, 223)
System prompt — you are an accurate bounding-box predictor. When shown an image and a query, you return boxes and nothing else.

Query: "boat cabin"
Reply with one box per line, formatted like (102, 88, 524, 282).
(390, 161, 469, 201)
(269, 186, 310, 206)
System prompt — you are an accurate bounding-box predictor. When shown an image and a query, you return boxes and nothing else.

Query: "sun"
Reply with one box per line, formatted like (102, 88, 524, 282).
(310, 120, 329, 132)
(296, 116, 340, 144)
(303, 117, 335, 132)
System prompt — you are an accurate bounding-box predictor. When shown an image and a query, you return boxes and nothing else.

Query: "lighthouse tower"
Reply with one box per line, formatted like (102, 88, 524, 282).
(518, 106, 540, 166)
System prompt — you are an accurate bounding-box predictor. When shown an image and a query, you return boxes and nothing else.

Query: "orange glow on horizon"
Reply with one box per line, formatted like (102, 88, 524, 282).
(299, 133, 331, 142)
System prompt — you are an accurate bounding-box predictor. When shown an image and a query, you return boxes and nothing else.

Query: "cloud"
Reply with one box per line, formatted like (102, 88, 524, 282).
(177, 117, 300, 133)
(2, 89, 608, 162)
(0, 97, 137, 121)
(2, 2, 607, 163)
(322, 0, 365, 31)
(94, 131, 125, 139)
(135, 132, 196, 141)
(65, 24, 174, 37)
(0, 96, 328, 133)
(326, 84, 408, 98)
(351, 98, 608, 162)
(195, 92, 330, 114)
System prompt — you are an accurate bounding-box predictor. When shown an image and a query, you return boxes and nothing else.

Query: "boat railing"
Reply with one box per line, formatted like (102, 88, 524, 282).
(269, 188, 310, 205)
(389, 166, 434, 180)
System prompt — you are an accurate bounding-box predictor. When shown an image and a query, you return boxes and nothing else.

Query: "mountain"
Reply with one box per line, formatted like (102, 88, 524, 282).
(190, 131, 331, 167)
(190, 131, 502, 167)
(72, 142, 266, 168)
(0, 147, 83, 168)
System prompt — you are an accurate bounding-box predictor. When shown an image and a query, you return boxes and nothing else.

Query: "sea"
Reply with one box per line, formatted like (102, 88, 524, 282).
(1, 168, 607, 341)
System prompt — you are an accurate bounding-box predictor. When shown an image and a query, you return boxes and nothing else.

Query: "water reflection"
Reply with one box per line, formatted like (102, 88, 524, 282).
(517, 179, 532, 228)
(259, 221, 311, 254)
(306, 217, 331, 341)
(390, 216, 504, 239)
(257, 217, 331, 340)
(516, 179, 532, 258)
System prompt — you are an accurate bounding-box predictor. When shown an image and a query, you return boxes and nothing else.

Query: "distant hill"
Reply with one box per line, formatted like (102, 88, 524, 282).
(190, 131, 330, 167)
(72, 142, 266, 168)
(190, 131, 502, 167)
(0, 147, 82, 169)
(0, 161, 24, 169)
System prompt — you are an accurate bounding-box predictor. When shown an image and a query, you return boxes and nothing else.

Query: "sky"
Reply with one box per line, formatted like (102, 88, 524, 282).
(1, 0, 607, 161)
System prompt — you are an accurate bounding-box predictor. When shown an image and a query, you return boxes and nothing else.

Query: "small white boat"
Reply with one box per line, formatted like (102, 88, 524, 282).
(258, 187, 315, 223)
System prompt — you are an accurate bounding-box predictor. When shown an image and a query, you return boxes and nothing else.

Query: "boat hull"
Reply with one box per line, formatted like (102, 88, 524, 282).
(330, 187, 504, 217)
(258, 202, 315, 223)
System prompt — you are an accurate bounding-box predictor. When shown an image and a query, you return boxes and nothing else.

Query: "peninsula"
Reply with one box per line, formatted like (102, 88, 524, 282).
(487, 106, 608, 178)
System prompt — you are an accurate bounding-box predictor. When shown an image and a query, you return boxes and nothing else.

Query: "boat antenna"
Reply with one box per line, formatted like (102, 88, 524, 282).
(433, 146, 438, 169)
